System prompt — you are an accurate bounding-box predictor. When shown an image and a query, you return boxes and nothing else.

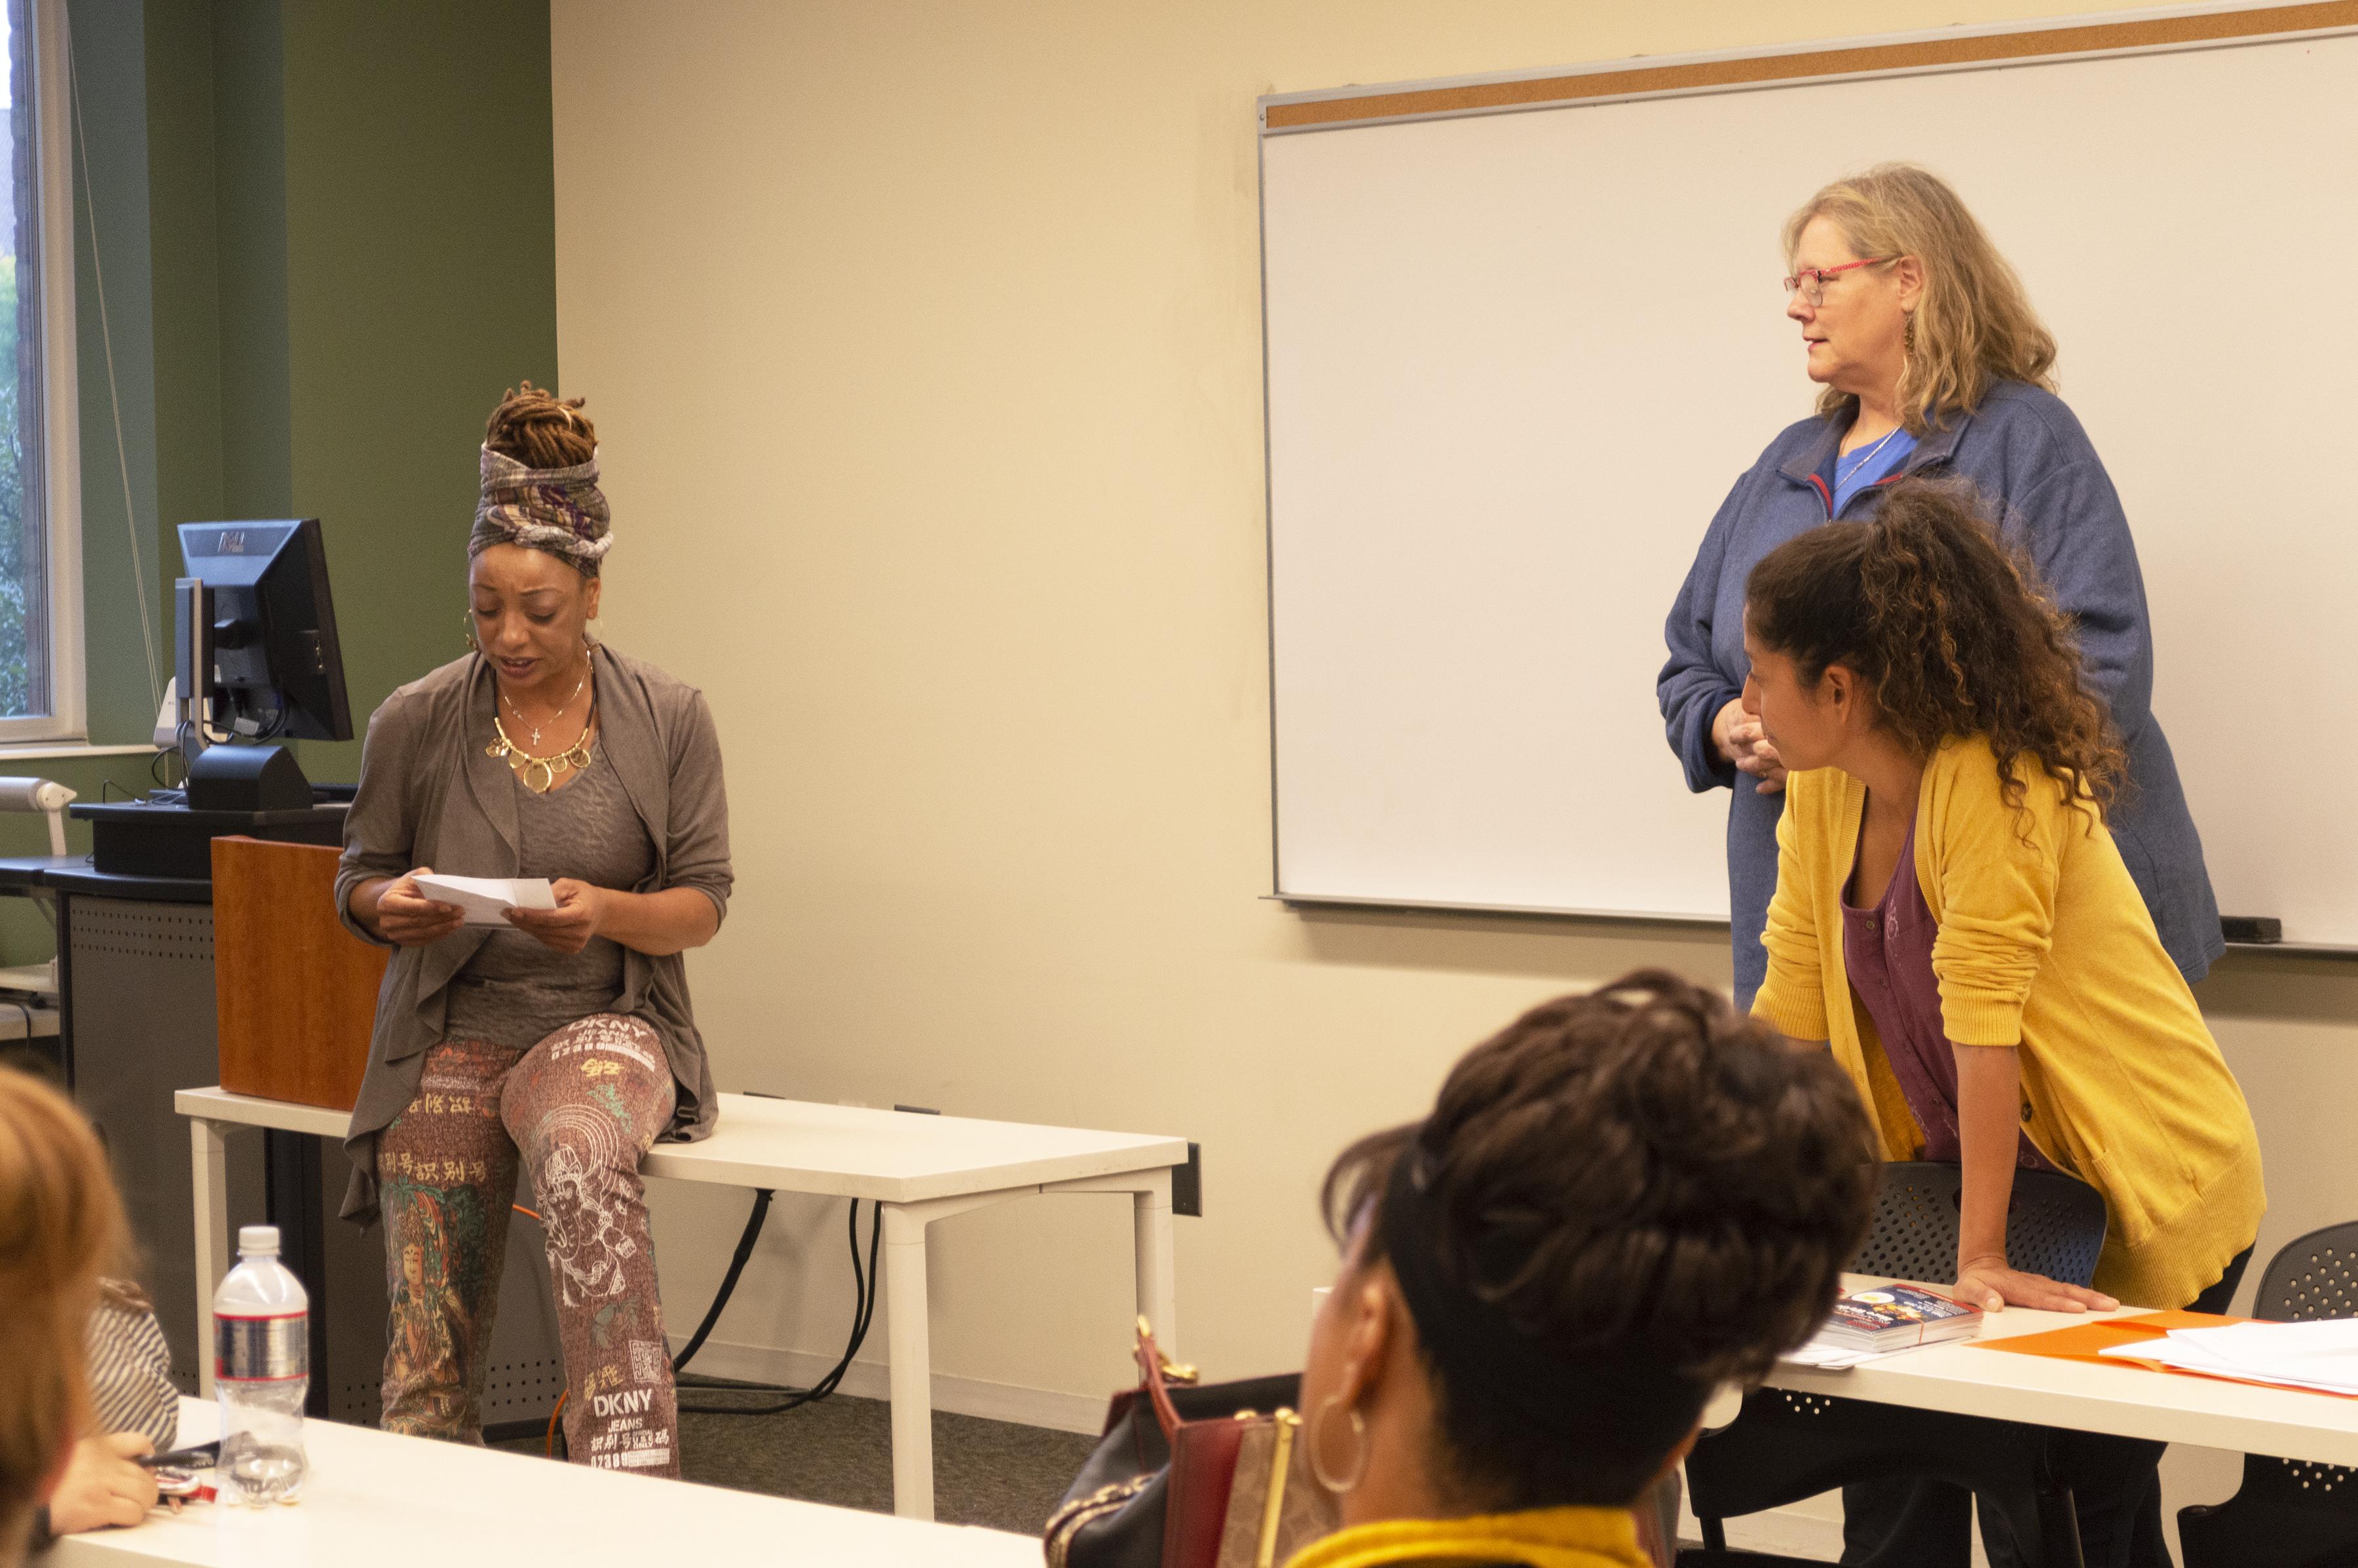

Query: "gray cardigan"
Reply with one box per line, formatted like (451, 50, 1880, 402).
(334, 644, 732, 1222)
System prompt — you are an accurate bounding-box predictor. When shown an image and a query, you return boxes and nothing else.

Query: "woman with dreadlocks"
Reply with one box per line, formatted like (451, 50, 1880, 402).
(339, 384, 732, 1476)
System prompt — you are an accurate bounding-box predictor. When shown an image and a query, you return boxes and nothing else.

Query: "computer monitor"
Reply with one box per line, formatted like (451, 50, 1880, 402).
(175, 519, 352, 745)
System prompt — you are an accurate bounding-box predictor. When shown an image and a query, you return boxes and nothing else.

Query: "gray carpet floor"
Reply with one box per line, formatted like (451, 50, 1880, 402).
(491, 1381, 1101, 1537)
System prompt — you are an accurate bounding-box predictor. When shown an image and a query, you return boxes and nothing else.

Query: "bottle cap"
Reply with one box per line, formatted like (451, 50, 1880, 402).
(238, 1224, 281, 1256)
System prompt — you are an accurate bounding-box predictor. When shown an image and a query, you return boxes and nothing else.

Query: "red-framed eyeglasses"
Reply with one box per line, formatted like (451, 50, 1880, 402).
(1783, 257, 1896, 306)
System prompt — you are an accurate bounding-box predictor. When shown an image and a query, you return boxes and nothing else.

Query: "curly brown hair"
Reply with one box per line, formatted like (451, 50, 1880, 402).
(1745, 477, 2126, 821)
(1320, 969, 1873, 1509)
(484, 381, 596, 469)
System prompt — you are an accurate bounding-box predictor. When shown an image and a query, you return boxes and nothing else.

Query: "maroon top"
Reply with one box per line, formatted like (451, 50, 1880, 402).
(1842, 813, 2059, 1171)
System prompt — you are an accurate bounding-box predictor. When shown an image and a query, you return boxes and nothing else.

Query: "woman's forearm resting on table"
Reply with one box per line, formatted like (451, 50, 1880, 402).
(1953, 1041, 2023, 1265)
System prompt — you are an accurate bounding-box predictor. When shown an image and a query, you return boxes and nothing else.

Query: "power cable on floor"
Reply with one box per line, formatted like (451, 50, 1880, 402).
(676, 1194, 882, 1417)
(532, 1187, 883, 1452)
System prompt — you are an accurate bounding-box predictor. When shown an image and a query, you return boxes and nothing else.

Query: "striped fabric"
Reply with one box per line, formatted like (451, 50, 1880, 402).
(86, 1281, 178, 1447)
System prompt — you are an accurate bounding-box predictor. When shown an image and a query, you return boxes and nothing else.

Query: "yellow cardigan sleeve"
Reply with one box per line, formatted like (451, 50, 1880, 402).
(1924, 742, 2077, 1047)
(1752, 770, 1830, 1042)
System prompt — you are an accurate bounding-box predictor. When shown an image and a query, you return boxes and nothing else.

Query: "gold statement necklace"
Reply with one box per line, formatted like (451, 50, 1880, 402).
(488, 671, 596, 794)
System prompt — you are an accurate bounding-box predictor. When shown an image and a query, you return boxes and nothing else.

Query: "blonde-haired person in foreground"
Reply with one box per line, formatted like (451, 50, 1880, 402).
(1285, 971, 1874, 1568)
(0, 1066, 140, 1565)
(1658, 162, 2220, 1016)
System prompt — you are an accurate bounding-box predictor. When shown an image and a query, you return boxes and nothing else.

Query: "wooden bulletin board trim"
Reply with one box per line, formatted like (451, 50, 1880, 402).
(1260, 1, 2358, 131)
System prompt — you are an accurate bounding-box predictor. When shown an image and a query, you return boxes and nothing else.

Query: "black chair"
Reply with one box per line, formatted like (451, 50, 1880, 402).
(2177, 1222, 2358, 1568)
(1680, 1161, 2108, 1568)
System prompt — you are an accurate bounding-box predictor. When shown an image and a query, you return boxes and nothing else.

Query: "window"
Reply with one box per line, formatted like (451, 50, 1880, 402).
(0, 0, 79, 741)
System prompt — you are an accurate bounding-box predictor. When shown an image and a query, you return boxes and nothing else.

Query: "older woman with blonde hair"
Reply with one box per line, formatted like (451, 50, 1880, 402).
(1658, 163, 2218, 1016)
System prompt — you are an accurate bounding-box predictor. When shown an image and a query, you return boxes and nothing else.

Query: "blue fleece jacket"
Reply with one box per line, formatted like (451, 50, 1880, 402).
(1658, 381, 2222, 1007)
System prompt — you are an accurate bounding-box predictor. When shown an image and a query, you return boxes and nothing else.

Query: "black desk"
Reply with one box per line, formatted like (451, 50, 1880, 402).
(44, 864, 213, 903)
(0, 851, 92, 888)
(0, 856, 237, 1390)
(3, 844, 553, 1427)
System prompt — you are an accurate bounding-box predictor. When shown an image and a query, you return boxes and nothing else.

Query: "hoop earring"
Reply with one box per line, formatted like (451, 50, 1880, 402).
(1309, 1395, 1370, 1495)
(462, 612, 479, 654)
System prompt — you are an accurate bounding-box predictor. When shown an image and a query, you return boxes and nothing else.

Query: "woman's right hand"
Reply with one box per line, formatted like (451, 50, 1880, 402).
(361, 868, 464, 947)
(1712, 698, 1788, 794)
(1954, 1252, 2120, 1315)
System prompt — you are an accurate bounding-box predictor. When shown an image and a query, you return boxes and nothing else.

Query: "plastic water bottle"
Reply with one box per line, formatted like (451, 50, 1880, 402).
(212, 1225, 309, 1504)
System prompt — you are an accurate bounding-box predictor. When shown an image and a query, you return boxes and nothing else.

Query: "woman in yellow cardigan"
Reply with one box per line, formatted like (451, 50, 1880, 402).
(1740, 477, 2262, 1568)
(1292, 971, 1874, 1568)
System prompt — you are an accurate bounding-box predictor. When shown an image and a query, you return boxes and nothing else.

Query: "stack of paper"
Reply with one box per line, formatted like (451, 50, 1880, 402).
(2099, 1318, 2358, 1395)
(1780, 1341, 1882, 1371)
(411, 873, 559, 927)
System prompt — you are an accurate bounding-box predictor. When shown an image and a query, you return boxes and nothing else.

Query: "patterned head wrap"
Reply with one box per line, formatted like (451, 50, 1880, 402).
(471, 444, 612, 576)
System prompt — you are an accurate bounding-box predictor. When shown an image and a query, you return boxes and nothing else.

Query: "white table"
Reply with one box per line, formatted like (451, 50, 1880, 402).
(1760, 1274, 2358, 1465)
(50, 1398, 1040, 1565)
(0, 996, 57, 1037)
(179, 1085, 1188, 1520)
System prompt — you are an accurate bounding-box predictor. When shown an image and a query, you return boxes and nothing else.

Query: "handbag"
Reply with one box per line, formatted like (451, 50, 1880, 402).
(1042, 1320, 1679, 1568)
(1043, 1320, 1339, 1568)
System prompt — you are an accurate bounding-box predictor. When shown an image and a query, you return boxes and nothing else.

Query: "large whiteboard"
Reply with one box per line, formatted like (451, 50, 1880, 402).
(1263, 21, 2358, 943)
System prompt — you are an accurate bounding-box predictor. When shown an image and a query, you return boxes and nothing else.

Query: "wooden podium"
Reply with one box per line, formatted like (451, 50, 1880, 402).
(210, 837, 386, 1111)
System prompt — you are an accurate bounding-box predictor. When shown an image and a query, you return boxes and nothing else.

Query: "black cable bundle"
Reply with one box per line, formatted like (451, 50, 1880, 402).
(671, 1189, 884, 1417)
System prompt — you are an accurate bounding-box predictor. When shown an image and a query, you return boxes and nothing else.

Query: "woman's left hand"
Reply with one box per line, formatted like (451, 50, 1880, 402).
(1955, 1252, 2120, 1315)
(504, 878, 607, 955)
(1724, 713, 1789, 794)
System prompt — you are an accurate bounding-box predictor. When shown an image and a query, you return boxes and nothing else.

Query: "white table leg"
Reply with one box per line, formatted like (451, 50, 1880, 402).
(1132, 1167, 1177, 1356)
(190, 1117, 231, 1398)
(882, 1202, 935, 1521)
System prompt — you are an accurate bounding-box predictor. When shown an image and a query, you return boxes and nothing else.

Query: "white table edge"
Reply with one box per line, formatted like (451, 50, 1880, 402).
(1757, 1275, 2358, 1467)
(47, 1398, 1045, 1565)
(174, 1083, 1185, 1522)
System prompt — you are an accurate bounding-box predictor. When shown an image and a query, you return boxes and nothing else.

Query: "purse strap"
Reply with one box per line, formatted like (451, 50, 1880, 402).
(1132, 1315, 1199, 1443)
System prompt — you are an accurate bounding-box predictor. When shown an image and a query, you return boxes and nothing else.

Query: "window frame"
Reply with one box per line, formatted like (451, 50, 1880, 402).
(0, 0, 83, 745)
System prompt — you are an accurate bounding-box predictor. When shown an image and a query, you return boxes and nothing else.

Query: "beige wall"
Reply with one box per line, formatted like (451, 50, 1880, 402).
(546, 0, 2358, 1460)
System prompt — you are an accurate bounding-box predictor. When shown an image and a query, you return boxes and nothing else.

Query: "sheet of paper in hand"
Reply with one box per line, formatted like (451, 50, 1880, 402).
(411, 873, 560, 926)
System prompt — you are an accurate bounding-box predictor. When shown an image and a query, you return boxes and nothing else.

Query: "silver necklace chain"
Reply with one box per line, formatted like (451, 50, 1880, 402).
(1838, 422, 1905, 488)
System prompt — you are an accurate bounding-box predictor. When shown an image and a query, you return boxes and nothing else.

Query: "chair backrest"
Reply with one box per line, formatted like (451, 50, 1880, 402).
(2253, 1223, 2358, 1322)
(1848, 1161, 2108, 1288)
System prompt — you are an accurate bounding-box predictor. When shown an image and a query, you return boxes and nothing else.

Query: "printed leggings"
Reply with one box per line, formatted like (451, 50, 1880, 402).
(377, 1013, 679, 1475)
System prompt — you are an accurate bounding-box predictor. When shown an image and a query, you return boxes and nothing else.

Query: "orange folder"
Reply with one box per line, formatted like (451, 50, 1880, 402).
(1975, 1309, 2358, 1399)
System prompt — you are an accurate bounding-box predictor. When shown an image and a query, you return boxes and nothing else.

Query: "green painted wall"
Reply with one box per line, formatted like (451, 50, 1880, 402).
(278, 0, 559, 781)
(8, 0, 556, 956)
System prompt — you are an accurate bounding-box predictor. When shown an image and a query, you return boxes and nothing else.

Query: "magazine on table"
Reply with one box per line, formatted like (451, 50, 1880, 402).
(1782, 1285, 1984, 1368)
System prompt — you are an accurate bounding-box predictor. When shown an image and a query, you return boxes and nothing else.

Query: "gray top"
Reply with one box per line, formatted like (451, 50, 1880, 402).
(335, 643, 732, 1223)
(443, 749, 656, 1051)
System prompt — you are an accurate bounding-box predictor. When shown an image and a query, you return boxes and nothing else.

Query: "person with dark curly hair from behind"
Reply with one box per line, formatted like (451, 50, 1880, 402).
(1286, 969, 1877, 1568)
(1740, 477, 2263, 1567)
